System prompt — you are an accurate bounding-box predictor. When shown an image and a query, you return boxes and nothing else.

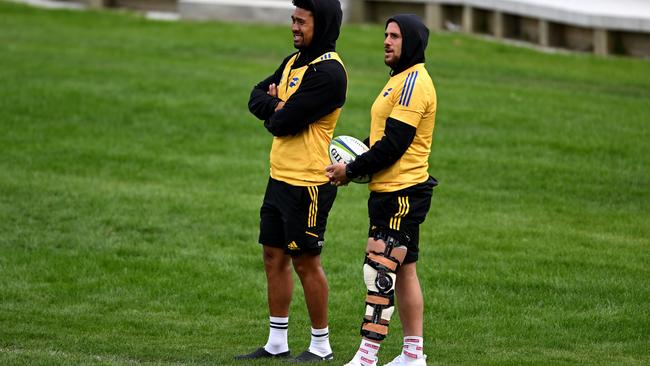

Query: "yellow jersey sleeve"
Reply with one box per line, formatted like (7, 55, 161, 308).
(388, 70, 432, 128)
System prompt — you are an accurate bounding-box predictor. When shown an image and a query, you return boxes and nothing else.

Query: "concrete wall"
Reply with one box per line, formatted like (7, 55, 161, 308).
(179, 0, 351, 23)
(106, 0, 176, 12)
(58, 0, 650, 58)
(359, 0, 650, 58)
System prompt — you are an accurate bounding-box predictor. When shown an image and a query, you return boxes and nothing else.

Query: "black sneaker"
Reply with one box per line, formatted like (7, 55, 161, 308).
(291, 350, 334, 363)
(234, 347, 290, 360)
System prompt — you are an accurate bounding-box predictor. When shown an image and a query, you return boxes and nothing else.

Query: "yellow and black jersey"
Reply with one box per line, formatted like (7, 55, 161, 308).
(249, 51, 347, 186)
(368, 63, 436, 192)
(271, 52, 346, 186)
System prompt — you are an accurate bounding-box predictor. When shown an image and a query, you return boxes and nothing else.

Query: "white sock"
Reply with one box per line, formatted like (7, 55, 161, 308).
(351, 339, 381, 366)
(402, 336, 424, 360)
(263, 316, 289, 354)
(308, 326, 332, 357)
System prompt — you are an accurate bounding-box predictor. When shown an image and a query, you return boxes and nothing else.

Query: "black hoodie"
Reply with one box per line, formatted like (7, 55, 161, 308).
(346, 14, 431, 180)
(294, 0, 342, 68)
(386, 14, 429, 75)
(248, 0, 346, 137)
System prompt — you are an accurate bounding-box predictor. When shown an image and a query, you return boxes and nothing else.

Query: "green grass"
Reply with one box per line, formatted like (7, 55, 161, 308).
(1, 2, 649, 365)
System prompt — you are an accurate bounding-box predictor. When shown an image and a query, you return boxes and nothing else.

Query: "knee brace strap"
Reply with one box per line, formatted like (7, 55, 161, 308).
(366, 294, 390, 306)
(368, 229, 407, 271)
(365, 291, 395, 322)
(361, 321, 388, 341)
(367, 253, 399, 272)
(372, 228, 409, 248)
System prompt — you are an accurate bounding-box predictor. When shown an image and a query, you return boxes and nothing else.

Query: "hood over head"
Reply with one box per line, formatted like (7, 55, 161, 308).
(293, 0, 343, 67)
(385, 14, 429, 75)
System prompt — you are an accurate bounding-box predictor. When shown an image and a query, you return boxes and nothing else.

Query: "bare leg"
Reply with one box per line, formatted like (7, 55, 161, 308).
(292, 254, 328, 328)
(263, 245, 293, 316)
(395, 262, 423, 336)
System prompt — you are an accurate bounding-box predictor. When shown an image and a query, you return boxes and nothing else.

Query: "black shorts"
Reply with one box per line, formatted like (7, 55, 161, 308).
(259, 177, 337, 256)
(367, 176, 437, 264)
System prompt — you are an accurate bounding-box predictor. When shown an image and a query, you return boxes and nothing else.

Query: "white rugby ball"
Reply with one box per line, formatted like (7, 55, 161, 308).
(329, 135, 371, 184)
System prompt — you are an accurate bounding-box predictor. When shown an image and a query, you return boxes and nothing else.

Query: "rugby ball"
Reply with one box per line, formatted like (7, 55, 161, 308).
(329, 135, 371, 184)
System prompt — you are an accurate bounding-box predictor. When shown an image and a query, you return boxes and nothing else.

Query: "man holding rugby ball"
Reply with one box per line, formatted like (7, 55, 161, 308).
(326, 14, 437, 366)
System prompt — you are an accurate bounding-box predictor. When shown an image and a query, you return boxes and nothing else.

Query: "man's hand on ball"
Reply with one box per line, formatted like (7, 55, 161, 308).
(325, 163, 350, 186)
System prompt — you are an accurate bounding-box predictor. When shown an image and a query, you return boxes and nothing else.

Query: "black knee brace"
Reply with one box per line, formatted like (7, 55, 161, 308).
(359, 230, 406, 341)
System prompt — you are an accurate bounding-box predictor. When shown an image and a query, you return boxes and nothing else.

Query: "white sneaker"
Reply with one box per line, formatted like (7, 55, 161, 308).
(345, 355, 378, 366)
(383, 353, 427, 366)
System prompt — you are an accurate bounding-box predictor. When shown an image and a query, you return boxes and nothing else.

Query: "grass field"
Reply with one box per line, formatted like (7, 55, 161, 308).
(1, 2, 649, 365)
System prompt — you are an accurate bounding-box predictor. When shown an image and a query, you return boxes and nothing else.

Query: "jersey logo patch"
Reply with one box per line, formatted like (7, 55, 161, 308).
(383, 87, 393, 97)
(320, 53, 332, 60)
(289, 77, 299, 88)
(399, 71, 419, 106)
